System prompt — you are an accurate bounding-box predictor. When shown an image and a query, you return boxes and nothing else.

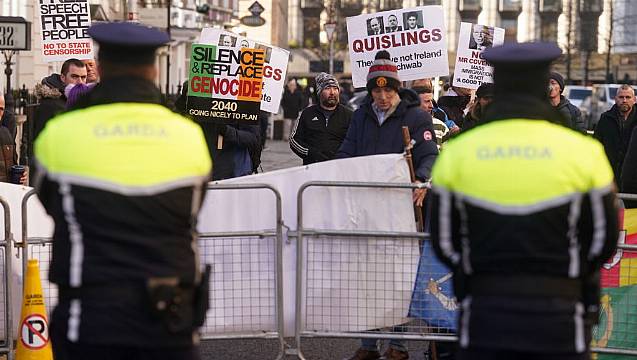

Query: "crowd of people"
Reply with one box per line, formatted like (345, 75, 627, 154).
(1, 19, 632, 360)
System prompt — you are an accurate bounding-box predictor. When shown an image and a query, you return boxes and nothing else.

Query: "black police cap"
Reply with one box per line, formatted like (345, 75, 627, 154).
(483, 42, 562, 100)
(88, 22, 170, 65)
(482, 42, 562, 68)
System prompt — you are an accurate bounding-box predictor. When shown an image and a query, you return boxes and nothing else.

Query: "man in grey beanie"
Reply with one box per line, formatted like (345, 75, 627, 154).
(289, 72, 353, 164)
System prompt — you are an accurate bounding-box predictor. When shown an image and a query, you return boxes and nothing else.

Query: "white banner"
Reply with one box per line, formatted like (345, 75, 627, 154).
(346, 6, 449, 89)
(38, 0, 93, 62)
(453, 22, 505, 90)
(199, 28, 289, 114)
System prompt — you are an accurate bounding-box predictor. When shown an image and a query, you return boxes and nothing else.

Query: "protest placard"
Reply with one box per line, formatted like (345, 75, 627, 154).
(199, 28, 289, 114)
(186, 43, 265, 125)
(453, 22, 505, 89)
(38, 0, 93, 62)
(346, 6, 449, 89)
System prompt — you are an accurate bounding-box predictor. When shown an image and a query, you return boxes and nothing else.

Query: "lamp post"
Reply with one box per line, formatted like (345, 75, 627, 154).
(325, 22, 336, 74)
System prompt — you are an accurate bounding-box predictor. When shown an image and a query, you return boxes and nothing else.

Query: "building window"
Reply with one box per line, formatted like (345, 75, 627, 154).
(498, 0, 521, 12)
(501, 18, 517, 42)
(418, 0, 441, 4)
(539, 0, 561, 12)
(540, 17, 558, 42)
(459, 0, 481, 11)
(303, 16, 320, 48)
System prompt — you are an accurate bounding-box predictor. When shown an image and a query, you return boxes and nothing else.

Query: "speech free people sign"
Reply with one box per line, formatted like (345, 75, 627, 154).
(453, 22, 505, 89)
(187, 43, 265, 125)
(346, 6, 449, 88)
(38, 0, 93, 62)
(199, 28, 289, 114)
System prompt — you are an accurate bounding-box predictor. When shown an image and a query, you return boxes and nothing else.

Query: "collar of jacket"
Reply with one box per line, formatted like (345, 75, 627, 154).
(482, 94, 566, 126)
(362, 88, 420, 124)
(70, 76, 163, 111)
(611, 104, 637, 123)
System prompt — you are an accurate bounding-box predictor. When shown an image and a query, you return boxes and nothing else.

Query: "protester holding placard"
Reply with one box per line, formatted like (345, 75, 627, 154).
(337, 50, 438, 360)
(462, 82, 494, 131)
(33, 58, 87, 140)
(437, 84, 472, 129)
(176, 81, 261, 180)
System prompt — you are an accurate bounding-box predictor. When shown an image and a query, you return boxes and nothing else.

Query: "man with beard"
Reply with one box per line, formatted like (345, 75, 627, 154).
(595, 84, 637, 181)
(290, 72, 352, 164)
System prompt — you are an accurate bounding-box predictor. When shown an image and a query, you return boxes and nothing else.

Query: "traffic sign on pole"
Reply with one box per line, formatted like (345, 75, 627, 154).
(325, 23, 337, 42)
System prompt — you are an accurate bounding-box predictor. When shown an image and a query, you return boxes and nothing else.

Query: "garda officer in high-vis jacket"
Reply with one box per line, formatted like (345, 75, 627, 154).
(34, 23, 212, 360)
(430, 42, 619, 360)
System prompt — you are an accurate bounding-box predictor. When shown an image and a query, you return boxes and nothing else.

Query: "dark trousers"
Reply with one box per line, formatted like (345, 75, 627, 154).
(52, 333, 200, 360)
(457, 347, 590, 360)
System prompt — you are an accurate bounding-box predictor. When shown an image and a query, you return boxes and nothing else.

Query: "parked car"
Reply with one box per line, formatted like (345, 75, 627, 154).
(563, 85, 592, 109)
(586, 84, 637, 130)
(346, 90, 368, 111)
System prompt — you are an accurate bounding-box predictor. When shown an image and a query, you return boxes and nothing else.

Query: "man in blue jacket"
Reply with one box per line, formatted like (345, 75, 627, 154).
(337, 50, 438, 207)
(338, 50, 439, 360)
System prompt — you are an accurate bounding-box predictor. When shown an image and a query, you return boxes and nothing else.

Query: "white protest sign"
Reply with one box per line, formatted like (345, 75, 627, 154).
(346, 6, 449, 89)
(453, 22, 505, 89)
(199, 28, 289, 114)
(38, 0, 93, 62)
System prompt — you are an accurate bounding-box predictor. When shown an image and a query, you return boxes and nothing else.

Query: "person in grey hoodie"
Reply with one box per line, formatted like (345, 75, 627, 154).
(548, 72, 586, 132)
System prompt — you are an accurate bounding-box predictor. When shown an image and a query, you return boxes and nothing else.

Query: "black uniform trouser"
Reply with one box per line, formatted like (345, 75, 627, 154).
(457, 347, 590, 360)
(52, 331, 200, 360)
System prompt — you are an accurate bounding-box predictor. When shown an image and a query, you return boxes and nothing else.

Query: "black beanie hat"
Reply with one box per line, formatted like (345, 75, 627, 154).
(549, 72, 565, 93)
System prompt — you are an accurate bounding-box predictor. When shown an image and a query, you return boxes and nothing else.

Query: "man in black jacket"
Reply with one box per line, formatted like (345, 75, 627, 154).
(281, 78, 305, 140)
(594, 84, 636, 181)
(548, 72, 586, 132)
(33, 58, 87, 139)
(290, 72, 352, 164)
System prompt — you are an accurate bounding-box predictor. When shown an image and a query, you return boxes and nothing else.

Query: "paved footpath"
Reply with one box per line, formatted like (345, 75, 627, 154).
(259, 139, 303, 172)
(200, 140, 434, 359)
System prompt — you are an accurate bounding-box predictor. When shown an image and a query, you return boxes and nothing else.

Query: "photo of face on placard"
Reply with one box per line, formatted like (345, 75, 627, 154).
(255, 43, 273, 63)
(218, 34, 237, 47)
(469, 24, 494, 51)
(240, 39, 250, 48)
(403, 11, 423, 31)
(385, 14, 402, 33)
(367, 17, 385, 36)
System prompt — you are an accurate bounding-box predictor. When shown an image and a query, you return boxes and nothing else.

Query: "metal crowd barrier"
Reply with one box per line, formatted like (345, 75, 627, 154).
(0, 197, 14, 360)
(293, 181, 455, 359)
(198, 183, 285, 360)
(20, 184, 286, 360)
